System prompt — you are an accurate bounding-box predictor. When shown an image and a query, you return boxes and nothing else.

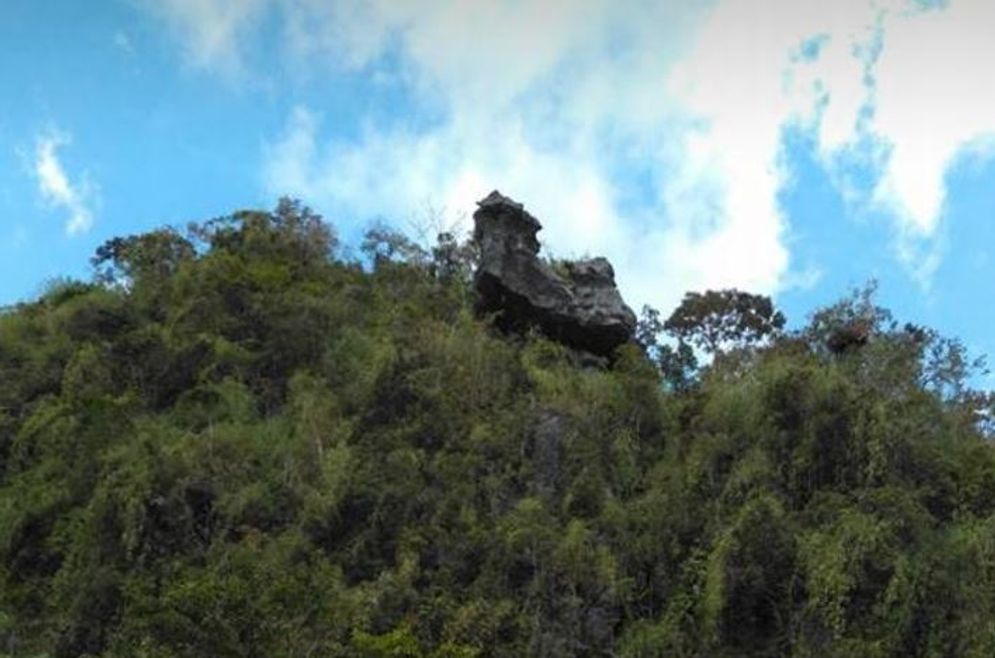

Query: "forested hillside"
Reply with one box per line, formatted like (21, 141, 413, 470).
(2, 200, 995, 657)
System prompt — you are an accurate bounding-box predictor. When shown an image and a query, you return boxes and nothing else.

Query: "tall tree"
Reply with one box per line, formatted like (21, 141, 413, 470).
(664, 289, 785, 354)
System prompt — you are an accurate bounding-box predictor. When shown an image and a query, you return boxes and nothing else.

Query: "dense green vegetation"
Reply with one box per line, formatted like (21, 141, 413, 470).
(2, 200, 995, 657)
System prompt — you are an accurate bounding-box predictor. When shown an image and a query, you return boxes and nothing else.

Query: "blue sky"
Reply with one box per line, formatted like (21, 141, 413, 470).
(3, 0, 995, 375)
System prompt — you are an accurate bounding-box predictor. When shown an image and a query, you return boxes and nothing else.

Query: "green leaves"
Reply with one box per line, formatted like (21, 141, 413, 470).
(92, 228, 195, 289)
(664, 289, 785, 355)
(3, 203, 995, 657)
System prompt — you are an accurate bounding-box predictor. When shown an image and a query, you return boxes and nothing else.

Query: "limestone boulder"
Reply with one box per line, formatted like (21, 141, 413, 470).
(473, 190, 636, 357)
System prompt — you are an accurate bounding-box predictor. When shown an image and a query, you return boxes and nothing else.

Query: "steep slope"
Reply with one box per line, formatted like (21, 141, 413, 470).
(1, 200, 994, 658)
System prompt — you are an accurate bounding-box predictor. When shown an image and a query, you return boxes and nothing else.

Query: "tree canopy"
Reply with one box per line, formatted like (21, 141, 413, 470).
(0, 201, 993, 657)
(663, 288, 786, 354)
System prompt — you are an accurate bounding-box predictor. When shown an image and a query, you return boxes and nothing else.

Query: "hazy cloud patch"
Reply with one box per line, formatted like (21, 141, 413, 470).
(33, 131, 95, 236)
(135, 0, 268, 78)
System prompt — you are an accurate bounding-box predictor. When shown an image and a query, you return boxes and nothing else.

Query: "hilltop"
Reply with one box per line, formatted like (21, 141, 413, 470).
(1, 196, 994, 657)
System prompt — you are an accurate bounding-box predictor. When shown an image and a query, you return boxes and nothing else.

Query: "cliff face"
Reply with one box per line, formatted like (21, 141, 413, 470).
(472, 190, 636, 357)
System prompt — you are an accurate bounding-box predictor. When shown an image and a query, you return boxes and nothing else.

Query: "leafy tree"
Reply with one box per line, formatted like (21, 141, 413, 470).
(2, 202, 995, 657)
(361, 224, 429, 269)
(92, 228, 195, 288)
(430, 231, 477, 284)
(664, 289, 785, 354)
(189, 196, 337, 269)
(804, 281, 887, 356)
(635, 305, 699, 391)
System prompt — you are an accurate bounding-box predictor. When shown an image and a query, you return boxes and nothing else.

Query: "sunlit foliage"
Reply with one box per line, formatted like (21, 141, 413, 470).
(1, 201, 993, 657)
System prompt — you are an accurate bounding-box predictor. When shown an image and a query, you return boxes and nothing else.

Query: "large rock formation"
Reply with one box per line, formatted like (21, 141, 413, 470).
(473, 191, 636, 357)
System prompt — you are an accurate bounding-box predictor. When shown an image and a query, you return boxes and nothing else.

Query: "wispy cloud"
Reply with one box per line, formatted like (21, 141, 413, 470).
(769, 0, 995, 284)
(113, 30, 135, 55)
(34, 130, 94, 236)
(864, 2, 995, 236)
(140, 0, 995, 304)
(259, 0, 802, 309)
(135, 0, 268, 78)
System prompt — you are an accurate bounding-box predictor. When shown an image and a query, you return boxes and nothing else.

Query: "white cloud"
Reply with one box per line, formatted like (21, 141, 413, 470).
(34, 131, 94, 236)
(262, 1, 747, 312)
(772, 0, 995, 284)
(146, 0, 995, 305)
(258, 0, 835, 308)
(867, 2, 995, 232)
(135, 0, 268, 77)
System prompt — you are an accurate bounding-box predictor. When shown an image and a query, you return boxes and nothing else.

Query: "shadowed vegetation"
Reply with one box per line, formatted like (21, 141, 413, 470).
(1, 200, 994, 657)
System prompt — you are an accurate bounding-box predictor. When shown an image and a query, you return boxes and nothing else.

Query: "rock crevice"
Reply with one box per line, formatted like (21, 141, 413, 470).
(473, 190, 636, 357)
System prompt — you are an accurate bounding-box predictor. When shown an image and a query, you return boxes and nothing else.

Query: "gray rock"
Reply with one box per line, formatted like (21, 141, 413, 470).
(473, 190, 636, 357)
(529, 409, 568, 496)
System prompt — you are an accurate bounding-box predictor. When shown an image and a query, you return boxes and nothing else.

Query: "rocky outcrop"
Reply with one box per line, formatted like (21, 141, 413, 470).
(527, 409, 568, 496)
(473, 191, 636, 357)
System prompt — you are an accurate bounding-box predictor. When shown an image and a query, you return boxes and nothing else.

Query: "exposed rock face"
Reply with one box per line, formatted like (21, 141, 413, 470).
(527, 409, 568, 497)
(473, 190, 636, 357)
